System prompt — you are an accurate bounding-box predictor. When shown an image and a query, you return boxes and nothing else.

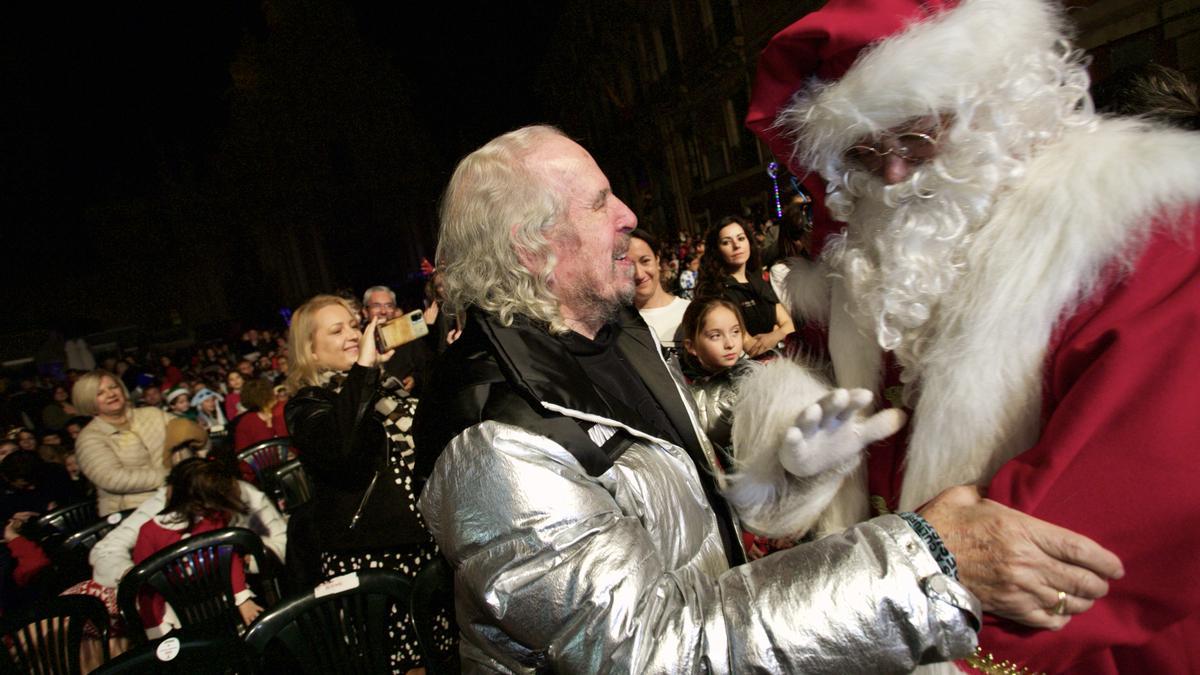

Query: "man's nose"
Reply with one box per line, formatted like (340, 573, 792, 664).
(613, 195, 637, 231)
(882, 154, 912, 185)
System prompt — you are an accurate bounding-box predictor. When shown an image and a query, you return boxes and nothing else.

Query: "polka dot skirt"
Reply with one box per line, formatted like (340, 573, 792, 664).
(320, 543, 456, 672)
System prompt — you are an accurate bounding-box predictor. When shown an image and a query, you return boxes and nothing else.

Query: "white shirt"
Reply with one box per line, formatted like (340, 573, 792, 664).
(638, 296, 691, 349)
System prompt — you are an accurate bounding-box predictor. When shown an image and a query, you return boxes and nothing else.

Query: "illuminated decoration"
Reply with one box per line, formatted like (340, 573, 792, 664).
(767, 161, 783, 219)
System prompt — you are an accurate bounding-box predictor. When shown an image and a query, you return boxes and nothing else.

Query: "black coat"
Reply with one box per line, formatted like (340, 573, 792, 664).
(284, 365, 430, 551)
(720, 273, 781, 336)
(414, 306, 746, 568)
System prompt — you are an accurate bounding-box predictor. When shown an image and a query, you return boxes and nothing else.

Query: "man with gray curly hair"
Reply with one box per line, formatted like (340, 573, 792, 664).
(413, 122, 1121, 673)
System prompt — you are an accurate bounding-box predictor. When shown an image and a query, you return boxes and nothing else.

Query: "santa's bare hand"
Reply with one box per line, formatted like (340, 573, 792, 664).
(920, 485, 1124, 630)
(777, 388, 906, 477)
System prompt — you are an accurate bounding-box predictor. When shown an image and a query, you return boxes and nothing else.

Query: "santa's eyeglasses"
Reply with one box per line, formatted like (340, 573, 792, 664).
(843, 131, 940, 173)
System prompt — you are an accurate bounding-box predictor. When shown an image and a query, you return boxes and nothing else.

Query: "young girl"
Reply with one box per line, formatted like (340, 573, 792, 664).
(191, 388, 228, 436)
(131, 458, 262, 638)
(681, 297, 906, 555)
(224, 370, 247, 420)
(681, 298, 760, 451)
(164, 387, 193, 419)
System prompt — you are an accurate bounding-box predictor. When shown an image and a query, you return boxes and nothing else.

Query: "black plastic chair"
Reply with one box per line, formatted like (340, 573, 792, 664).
(92, 633, 254, 675)
(243, 571, 412, 675)
(235, 438, 292, 485)
(33, 501, 100, 551)
(410, 556, 459, 674)
(0, 594, 110, 675)
(261, 459, 311, 514)
(117, 527, 280, 645)
(47, 509, 135, 590)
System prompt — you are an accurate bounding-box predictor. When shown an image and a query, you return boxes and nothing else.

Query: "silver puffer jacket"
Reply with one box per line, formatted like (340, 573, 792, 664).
(689, 357, 761, 449)
(416, 310, 980, 674)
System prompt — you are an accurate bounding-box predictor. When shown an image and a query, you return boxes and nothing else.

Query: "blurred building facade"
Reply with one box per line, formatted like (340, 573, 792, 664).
(537, 0, 1199, 242)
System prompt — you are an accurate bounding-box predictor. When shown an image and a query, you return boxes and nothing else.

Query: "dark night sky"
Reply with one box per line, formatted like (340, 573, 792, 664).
(1, 0, 564, 341)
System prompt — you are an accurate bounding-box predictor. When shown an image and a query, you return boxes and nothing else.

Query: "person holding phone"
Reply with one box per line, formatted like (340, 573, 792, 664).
(283, 294, 451, 674)
(362, 285, 432, 395)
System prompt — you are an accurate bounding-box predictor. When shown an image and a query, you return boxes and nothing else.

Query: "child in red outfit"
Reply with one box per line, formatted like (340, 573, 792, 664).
(3, 512, 51, 587)
(131, 458, 262, 637)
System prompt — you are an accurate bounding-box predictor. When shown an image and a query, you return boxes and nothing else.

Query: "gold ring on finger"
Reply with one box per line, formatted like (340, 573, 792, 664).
(1053, 590, 1068, 616)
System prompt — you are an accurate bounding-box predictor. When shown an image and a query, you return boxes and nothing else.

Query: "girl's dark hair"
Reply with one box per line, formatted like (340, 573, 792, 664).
(680, 297, 745, 373)
(696, 217, 761, 299)
(160, 458, 247, 526)
(629, 228, 661, 258)
(240, 377, 275, 411)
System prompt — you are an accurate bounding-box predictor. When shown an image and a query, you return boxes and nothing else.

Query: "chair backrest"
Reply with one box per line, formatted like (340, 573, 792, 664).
(34, 497, 99, 538)
(116, 527, 274, 645)
(0, 594, 110, 675)
(262, 459, 312, 513)
(243, 571, 412, 675)
(92, 634, 253, 675)
(410, 557, 459, 674)
(236, 438, 292, 483)
(49, 509, 136, 590)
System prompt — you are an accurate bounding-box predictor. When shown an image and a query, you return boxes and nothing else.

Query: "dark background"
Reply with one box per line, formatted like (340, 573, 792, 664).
(2, 0, 564, 340)
(2, 0, 1192, 360)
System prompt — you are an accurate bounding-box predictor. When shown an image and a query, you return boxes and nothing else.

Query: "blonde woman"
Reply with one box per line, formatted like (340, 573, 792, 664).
(284, 294, 451, 674)
(72, 370, 172, 515)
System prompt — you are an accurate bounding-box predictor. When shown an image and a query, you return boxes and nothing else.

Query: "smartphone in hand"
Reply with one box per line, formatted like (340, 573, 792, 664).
(376, 309, 430, 353)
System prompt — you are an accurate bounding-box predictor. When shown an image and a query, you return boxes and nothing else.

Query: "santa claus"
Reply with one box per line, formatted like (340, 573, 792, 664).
(745, 0, 1200, 672)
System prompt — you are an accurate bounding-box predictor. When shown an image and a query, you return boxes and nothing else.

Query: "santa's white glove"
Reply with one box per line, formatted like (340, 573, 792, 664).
(777, 388, 907, 478)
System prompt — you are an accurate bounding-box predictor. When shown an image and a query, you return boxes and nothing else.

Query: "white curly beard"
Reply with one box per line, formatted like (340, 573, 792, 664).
(822, 127, 1018, 388)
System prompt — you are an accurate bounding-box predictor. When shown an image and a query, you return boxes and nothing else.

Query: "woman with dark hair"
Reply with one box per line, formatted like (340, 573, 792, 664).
(629, 229, 691, 355)
(232, 378, 287, 451)
(696, 216, 795, 357)
(132, 458, 262, 635)
(768, 201, 816, 308)
(223, 370, 247, 420)
(41, 385, 80, 431)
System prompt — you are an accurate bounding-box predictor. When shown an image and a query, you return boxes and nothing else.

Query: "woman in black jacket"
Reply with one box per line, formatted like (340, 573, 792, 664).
(284, 294, 449, 674)
(695, 216, 795, 357)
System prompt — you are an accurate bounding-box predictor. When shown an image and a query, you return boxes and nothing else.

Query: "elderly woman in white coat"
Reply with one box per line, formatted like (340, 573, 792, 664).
(72, 370, 172, 515)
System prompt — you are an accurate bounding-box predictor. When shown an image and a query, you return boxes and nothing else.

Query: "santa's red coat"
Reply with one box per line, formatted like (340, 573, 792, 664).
(864, 212, 1200, 673)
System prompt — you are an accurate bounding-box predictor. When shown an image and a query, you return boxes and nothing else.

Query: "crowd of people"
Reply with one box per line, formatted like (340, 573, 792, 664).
(3, 0, 1200, 672)
(0, 278, 457, 672)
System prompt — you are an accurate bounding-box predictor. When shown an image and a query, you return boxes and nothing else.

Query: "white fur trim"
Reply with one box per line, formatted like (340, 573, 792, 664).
(811, 119, 1200, 519)
(811, 278, 884, 533)
(786, 0, 1070, 165)
(828, 280, 883, 395)
(722, 358, 866, 537)
(779, 257, 832, 325)
(151, 514, 190, 531)
(896, 119, 1200, 509)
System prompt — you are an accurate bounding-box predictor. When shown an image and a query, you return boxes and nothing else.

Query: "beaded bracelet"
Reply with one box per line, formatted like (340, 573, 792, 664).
(898, 511, 959, 579)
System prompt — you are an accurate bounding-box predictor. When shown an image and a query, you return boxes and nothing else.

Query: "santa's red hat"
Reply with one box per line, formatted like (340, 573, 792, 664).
(746, 0, 1073, 252)
(746, 0, 955, 175)
(748, 0, 1071, 176)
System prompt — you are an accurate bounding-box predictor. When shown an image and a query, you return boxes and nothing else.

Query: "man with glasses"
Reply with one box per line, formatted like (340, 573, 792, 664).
(747, 0, 1200, 671)
(362, 284, 428, 394)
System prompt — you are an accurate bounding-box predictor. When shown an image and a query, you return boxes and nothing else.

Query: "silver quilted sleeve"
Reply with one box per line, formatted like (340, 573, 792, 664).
(419, 421, 979, 674)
